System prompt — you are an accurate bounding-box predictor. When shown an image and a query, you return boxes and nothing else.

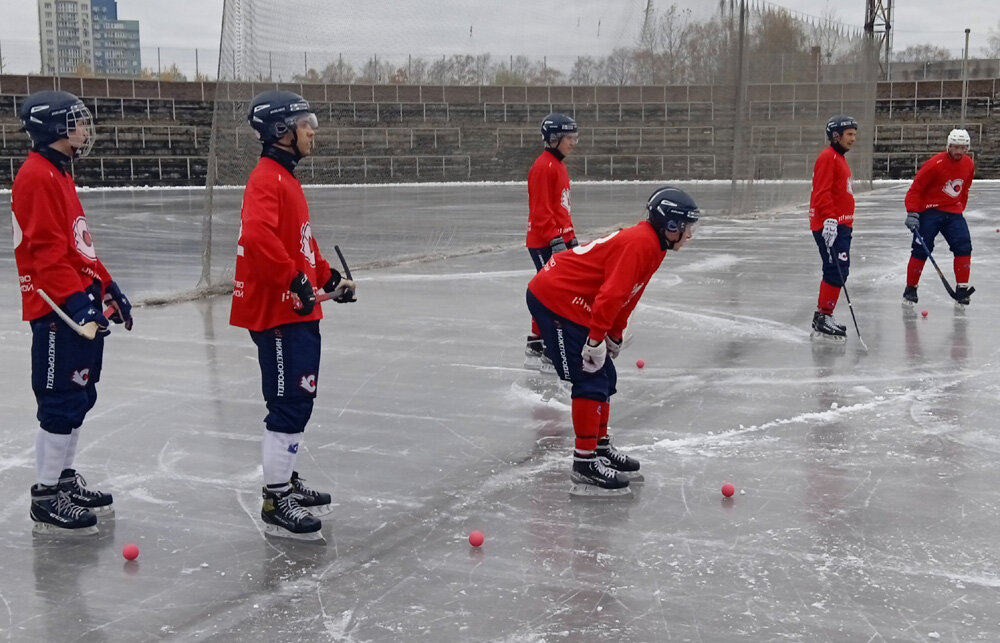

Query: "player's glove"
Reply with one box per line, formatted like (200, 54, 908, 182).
(64, 291, 109, 333)
(567, 237, 580, 249)
(581, 337, 607, 373)
(290, 272, 316, 316)
(549, 236, 569, 254)
(323, 270, 357, 304)
(821, 218, 838, 248)
(605, 335, 623, 359)
(103, 280, 133, 330)
(905, 212, 920, 232)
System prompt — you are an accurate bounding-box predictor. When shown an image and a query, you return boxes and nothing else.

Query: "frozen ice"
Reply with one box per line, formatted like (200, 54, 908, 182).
(1, 181, 999, 640)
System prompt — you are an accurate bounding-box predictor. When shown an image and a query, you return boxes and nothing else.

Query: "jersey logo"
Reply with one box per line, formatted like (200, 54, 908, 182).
(287, 442, 299, 454)
(943, 178, 964, 198)
(300, 374, 317, 393)
(300, 223, 316, 267)
(71, 368, 90, 387)
(72, 216, 97, 261)
(560, 188, 571, 214)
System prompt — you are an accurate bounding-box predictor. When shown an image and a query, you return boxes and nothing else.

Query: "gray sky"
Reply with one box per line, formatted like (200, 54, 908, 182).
(1, 0, 997, 76)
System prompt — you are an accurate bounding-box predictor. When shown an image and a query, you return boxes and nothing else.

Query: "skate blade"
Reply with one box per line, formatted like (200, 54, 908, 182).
(568, 483, 633, 499)
(618, 471, 645, 483)
(90, 505, 115, 517)
(32, 522, 98, 537)
(263, 523, 326, 542)
(303, 504, 335, 518)
(810, 330, 846, 343)
(901, 300, 916, 308)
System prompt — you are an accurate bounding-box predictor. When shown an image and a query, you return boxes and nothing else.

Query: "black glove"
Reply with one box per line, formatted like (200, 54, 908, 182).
(64, 291, 109, 331)
(549, 236, 568, 254)
(289, 272, 316, 316)
(323, 270, 356, 303)
(905, 212, 920, 232)
(103, 280, 133, 330)
(567, 237, 579, 249)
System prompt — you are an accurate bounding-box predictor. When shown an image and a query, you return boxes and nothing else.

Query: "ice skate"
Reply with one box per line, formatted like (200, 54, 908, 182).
(569, 455, 632, 498)
(289, 471, 333, 517)
(58, 469, 114, 516)
(30, 484, 98, 536)
(261, 487, 324, 542)
(902, 285, 918, 307)
(810, 311, 846, 342)
(954, 284, 974, 307)
(524, 336, 556, 373)
(596, 436, 644, 483)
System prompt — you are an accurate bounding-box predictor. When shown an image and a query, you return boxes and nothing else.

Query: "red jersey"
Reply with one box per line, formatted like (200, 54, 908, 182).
(904, 152, 974, 214)
(528, 221, 666, 342)
(526, 149, 576, 248)
(11, 151, 113, 321)
(230, 157, 334, 331)
(809, 146, 855, 231)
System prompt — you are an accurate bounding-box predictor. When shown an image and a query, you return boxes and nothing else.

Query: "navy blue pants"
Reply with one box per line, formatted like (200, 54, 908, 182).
(30, 313, 104, 434)
(250, 321, 321, 434)
(526, 289, 617, 402)
(528, 245, 553, 272)
(813, 226, 852, 287)
(910, 209, 972, 260)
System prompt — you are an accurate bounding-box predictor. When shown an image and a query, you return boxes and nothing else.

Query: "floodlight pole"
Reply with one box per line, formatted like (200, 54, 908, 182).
(961, 28, 970, 127)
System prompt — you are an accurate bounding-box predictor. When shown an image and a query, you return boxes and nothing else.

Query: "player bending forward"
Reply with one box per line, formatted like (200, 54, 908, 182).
(12, 90, 133, 535)
(526, 187, 700, 497)
(902, 129, 976, 306)
(809, 114, 858, 340)
(231, 90, 356, 541)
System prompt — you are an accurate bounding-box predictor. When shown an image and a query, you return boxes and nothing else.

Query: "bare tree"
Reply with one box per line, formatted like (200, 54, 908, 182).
(603, 47, 635, 85)
(983, 20, 1000, 58)
(892, 43, 952, 63)
(569, 56, 601, 84)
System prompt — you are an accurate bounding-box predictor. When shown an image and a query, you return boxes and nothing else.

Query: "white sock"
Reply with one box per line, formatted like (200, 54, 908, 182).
(261, 430, 302, 487)
(63, 428, 81, 473)
(36, 430, 73, 487)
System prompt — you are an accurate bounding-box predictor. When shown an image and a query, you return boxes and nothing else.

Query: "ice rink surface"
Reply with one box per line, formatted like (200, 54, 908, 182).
(1, 180, 1000, 642)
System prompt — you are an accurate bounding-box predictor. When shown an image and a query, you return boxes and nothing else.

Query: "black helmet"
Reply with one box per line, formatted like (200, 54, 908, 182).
(19, 90, 95, 157)
(646, 186, 700, 249)
(247, 90, 317, 144)
(825, 114, 858, 143)
(540, 113, 578, 145)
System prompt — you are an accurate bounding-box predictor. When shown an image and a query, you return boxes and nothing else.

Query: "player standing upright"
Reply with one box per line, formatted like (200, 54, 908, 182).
(12, 90, 133, 535)
(526, 186, 700, 497)
(809, 115, 858, 340)
(902, 129, 976, 306)
(231, 90, 356, 541)
(524, 113, 579, 368)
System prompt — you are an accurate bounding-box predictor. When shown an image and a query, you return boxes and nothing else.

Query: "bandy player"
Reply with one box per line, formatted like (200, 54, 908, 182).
(231, 90, 356, 541)
(902, 129, 976, 306)
(526, 186, 701, 497)
(12, 90, 133, 535)
(524, 113, 579, 369)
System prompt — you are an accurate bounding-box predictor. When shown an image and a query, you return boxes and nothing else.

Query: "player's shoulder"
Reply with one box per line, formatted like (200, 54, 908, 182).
(13, 154, 57, 190)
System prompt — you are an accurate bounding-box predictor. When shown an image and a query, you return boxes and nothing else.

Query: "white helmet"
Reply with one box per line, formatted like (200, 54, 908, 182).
(947, 128, 971, 148)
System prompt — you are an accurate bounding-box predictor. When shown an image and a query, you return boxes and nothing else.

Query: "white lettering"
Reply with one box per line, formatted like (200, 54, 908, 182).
(46, 328, 56, 390)
(275, 337, 285, 397)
